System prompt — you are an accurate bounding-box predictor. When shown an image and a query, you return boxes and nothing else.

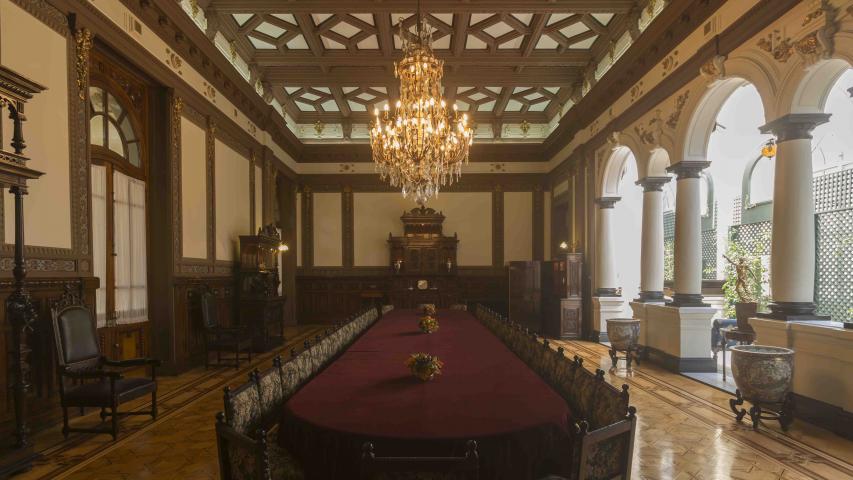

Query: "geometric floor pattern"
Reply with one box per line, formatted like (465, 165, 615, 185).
(11, 327, 853, 479)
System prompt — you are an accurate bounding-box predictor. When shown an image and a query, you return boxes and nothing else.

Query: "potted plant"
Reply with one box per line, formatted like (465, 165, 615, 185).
(722, 235, 768, 332)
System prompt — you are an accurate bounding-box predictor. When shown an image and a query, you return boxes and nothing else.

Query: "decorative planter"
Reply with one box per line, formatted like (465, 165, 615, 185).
(729, 344, 795, 430)
(734, 302, 757, 333)
(418, 315, 439, 334)
(606, 318, 641, 369)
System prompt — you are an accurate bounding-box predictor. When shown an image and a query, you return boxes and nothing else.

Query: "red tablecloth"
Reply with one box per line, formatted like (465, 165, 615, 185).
(279, 309, 572, 479)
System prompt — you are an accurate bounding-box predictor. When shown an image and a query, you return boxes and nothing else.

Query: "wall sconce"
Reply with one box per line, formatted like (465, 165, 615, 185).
(278, 243, 289, 252)
(393, 259, 403, 274)
(559, 241, 569, 251)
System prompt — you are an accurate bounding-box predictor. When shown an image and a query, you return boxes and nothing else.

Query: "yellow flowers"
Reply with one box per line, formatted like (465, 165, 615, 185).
(405, 353, 444, 382)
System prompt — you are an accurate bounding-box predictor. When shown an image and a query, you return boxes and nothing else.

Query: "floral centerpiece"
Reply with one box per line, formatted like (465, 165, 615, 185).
(405, 353, 443, 382)
(418, 315, 439, 334)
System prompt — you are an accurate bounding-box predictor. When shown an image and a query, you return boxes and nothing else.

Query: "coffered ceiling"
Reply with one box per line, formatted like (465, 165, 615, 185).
(199, 0, 643, 143)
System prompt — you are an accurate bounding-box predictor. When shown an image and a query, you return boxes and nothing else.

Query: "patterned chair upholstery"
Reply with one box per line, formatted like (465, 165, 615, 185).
(473, 304, 637, 480)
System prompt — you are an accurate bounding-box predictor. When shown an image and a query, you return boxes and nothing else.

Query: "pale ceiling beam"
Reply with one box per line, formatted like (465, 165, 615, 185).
(265, 66, 581, 86)
(331, 86, 352, 117)
(254, 51, 591, 67)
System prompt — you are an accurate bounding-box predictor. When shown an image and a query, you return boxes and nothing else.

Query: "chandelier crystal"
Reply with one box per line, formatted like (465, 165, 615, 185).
(370, 12, 473, 204)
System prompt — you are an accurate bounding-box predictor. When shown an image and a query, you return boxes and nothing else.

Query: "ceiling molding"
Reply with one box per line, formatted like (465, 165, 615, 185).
(207, 1, 637, 15)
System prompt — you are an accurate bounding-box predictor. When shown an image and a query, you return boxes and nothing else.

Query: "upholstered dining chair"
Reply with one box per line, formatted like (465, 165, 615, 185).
(360, 441, 480, 480)
(51, 287, 159, 440)
(200, 288, 253, 369)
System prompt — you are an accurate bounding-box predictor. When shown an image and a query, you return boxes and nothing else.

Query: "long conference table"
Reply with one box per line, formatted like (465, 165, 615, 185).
(279, 309, 573, 479)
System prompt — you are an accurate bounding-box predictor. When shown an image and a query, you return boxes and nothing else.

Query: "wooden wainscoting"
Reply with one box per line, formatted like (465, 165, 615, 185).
(0, 277, 98, 440)
(296, 267, 507, 323)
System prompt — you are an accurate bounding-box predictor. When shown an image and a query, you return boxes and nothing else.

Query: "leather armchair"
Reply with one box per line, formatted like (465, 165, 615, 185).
(51, 288, 159, 440)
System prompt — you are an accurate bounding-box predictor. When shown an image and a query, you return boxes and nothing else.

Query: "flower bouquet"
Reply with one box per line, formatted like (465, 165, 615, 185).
(405, 353, 444, 382)
(418, 315, 439, 334)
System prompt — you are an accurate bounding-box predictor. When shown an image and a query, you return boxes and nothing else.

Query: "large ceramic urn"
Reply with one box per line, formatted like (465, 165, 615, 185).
(730, 345, 794, 403)
(606, 318, 640, 351)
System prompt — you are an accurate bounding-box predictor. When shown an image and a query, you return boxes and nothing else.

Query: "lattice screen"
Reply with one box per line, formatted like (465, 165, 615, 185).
(702, 229, 717, 279)
(728, 221, 772, 257)
(815, 170, 853, 321)
(664, 211, 675, 282)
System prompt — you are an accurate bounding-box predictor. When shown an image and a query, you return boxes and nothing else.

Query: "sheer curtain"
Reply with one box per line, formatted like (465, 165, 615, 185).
(91, 165, 107, 328)
(113, 171, 148, 324)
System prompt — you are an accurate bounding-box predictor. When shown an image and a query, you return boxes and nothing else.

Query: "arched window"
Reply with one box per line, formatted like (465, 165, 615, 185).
(746, 155, 775, 206)
(89, 77, 148, 328)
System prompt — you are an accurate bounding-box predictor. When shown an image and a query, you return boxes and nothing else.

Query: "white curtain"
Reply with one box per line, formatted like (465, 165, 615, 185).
(91, 165, 107, 328)
(113, 171, 148, 324)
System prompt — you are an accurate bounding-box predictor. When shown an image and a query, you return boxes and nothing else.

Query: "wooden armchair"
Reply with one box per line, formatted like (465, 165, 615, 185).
(51, 288, 159, 440)
(201, 288, 252, 369)
(360, 441, 480, 480)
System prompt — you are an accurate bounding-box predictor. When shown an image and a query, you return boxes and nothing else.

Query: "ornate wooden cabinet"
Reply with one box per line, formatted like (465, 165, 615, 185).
(237, 225, 287, 352)
(544, 253, 584, 339)
(388, 206, 458, 275)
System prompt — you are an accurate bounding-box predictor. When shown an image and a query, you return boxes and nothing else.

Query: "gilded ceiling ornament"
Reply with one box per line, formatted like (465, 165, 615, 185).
(520, 120, 530, 138)
(699, 54, 726, 81)
(189, 0, 199, 18)
(795, 0, 838, 64)
(370, 4, 473, 205)
(635, 110, 663, 146)
(74, 28, 93, 101)
(229, 40, 237, 62)
(314, 120, 325, 138)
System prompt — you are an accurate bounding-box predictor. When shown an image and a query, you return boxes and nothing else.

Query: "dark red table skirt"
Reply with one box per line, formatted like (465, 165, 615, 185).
(279, 309, 572, 479)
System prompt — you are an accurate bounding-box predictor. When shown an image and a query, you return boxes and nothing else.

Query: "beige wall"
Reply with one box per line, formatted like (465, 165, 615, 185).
(214, 139, 250, 261)
(351, 192, 492, 267)
(353, 193, 419, 266)
(504, 191, 533, 262)
(1, 0, 72, 248)
(313, 192, 342, 266)
(180, 117, 207, 258)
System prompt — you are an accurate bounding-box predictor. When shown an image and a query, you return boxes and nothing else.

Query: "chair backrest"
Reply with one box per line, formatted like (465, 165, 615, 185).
(360, 441, 479, 480)
(254, 357, 285, 427)
(51, 288, 101, 370)
(223, 380, 263, 437)
(200, 289, 218, 329)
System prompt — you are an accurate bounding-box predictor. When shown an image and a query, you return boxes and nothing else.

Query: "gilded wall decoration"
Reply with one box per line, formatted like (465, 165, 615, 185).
(202, 81, 216, 103)
(661, 51, 680, 77)
(757, 30, 794, 62)
(165, 48, 183, 76)
(795, 1, 838, 64)
(74, 28, 93, 100)
(206, 119, 216, 262)
(171, 95, 184, 269)
(630, 81, 645, 102)
(635, 110, 664, 146)
(667, 91, 690, 130)
(699, 55, 726, 81)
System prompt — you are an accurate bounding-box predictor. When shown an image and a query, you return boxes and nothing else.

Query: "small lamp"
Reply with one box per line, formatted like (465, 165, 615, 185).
(559, 241, 569, 251)
(278, 243, 289, 252)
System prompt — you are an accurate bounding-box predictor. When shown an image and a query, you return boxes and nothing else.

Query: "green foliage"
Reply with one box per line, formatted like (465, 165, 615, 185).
(721, 231, 769, 319)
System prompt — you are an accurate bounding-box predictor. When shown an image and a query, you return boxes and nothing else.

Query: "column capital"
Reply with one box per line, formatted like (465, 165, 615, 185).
(760, 113, 831, 142)
(594, 196, 620, 209)
(635, 176, 671, 192)
(666, 161, 710, 180)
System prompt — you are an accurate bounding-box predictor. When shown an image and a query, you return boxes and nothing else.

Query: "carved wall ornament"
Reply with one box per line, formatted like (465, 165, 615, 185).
(661, 51, 680, 77)
(165, 48, 183, 75)
(490, 163, 506, 173)
(606, 131, 621, 149)
(699, 54, 727, 81)
(635, 110, 664, 146)
(757, 30, 794, 63)
(795, 1, 838, 65)
(630, 81, 644, 102)
(74, 28, 93, 100)
(667, 91, 690, 130)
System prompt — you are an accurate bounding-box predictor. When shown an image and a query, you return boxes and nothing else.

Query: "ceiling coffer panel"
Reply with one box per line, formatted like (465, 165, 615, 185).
(211, 1, 636, 141)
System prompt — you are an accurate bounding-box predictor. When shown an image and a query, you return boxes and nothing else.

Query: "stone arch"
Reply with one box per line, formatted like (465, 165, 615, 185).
(598, 144, 640, 198)
(677, 52, 778, 163)
(779, 30, 853, 115)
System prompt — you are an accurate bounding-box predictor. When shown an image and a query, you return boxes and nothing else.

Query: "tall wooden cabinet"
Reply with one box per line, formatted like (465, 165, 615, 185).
(508, 253, 584, 339)
(237, 225, 286, 352)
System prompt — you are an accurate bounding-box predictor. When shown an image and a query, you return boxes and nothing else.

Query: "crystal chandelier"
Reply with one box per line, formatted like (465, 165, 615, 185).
(370, 6, 473, 204)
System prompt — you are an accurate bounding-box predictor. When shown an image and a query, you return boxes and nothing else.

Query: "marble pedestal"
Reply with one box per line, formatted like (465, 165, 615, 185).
(644, 304, 717, 372)
(592, 296, 624, 343)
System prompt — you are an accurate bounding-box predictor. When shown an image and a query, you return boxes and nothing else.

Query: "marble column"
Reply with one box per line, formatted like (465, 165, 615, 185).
(666, 161, 710, 307)
(635, 176, 671, 302)
(594, 197, 620, 296)
(759, 113, 830, 320)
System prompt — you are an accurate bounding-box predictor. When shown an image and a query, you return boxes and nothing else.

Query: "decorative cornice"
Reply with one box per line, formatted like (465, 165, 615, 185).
(594, 196, 620, 209)
(760, 113, 831, 142)
(666, 161, 710, 179)
(635, 176, 671, 192)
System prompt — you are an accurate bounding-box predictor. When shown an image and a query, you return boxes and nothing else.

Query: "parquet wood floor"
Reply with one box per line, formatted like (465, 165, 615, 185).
(10, 330, 853, 479)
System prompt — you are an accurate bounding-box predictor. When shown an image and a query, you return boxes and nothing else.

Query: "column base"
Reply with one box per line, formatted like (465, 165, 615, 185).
(667, 293, 709, 307)
(591, 330, 609, 343)
(592, 296, 625, 344)
(595, 287, 620, 297)
(644, 304, 717, 373)
(634, 290, 665, 303)
(758, 301, 831, 321)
